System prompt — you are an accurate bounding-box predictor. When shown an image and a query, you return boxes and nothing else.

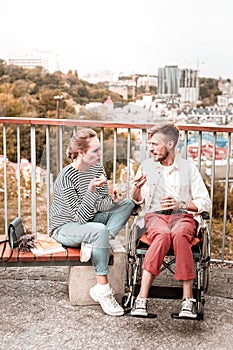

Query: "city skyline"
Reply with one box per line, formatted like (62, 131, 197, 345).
(1, 0, 233, 79)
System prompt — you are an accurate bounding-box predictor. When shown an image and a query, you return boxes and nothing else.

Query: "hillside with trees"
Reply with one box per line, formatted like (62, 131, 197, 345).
(0, 59, 223, 117)
(0, 59, 124, 119)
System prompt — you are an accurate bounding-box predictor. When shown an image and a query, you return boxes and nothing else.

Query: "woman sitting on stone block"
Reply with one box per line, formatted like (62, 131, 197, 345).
(49, 128, 135, 316)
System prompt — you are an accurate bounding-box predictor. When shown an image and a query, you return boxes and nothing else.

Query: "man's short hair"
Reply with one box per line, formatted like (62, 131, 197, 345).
(148, 123, 180, 146)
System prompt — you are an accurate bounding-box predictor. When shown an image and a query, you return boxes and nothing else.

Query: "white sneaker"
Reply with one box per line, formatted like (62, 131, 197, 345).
(179, 298, 197, 318)
(89, 286, 124, 317)
(131, 297, 148, 317)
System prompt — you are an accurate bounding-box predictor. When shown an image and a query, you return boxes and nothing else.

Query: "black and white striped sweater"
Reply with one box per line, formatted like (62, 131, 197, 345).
(49, 163, 114, 234)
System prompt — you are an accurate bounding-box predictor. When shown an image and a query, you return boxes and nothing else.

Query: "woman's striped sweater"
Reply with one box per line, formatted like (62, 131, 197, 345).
(49, 163, 114, 233)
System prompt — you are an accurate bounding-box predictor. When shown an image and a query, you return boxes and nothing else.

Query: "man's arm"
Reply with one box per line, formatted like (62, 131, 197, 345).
(189, 164, 212, 213)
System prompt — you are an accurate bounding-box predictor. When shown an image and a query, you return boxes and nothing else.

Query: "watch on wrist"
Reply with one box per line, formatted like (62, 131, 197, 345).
(180, 201, 187, 210)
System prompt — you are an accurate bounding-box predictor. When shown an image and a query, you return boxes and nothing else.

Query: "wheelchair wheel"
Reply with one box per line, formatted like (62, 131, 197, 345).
(127, 221, 137, 257)
(201, 265, 209, 293)
(125, 221, 138, 295)
(200, 226, 210, 293)
(196, 298, 205, 320)
(121, 293, 131, 310)
(123, 254, 143, 311)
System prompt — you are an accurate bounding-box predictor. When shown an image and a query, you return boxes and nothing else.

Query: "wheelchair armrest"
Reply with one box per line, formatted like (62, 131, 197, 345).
(131, 204, 141, 216)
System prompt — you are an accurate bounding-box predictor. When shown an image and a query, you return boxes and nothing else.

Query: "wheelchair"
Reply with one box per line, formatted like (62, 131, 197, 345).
(122, 211, 210, 320)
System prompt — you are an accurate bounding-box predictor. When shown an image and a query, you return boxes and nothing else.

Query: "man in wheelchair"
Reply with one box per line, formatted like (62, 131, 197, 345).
(130, 123, 211, 319)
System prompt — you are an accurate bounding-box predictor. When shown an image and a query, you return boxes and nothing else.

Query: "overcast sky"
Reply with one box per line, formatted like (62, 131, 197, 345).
(1, 0, 233, 79)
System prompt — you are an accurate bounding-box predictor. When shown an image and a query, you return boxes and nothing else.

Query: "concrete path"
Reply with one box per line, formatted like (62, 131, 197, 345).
(0, 267, 233, 350)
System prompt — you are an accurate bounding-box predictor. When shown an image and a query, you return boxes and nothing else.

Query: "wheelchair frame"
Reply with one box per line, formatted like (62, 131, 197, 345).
(122, 212, 210, 320)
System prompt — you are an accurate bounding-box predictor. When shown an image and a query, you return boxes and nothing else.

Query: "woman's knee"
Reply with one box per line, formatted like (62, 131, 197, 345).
(123, 198, 135, 209)
(92, 222, 108, 233)
(90, 223, 109, 246)
(117, 198, 135, 211)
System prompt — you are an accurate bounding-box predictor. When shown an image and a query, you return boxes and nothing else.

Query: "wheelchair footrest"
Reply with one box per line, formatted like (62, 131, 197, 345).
(171, 312, 202, 320)
(124, 310, 157, 318)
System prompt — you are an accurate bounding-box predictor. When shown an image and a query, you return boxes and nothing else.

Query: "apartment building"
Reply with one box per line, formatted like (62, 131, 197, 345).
(7, 49, 59, 73)
(217, 79, 233, 107)
(158, 65, 199, 104)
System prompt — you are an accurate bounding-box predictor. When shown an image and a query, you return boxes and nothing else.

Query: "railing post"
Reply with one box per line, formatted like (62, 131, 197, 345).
(222, 132, 232, 261)
(209, 132, 216, 237)
(58, 125, 63, 171)
(17, 125, 21, 218)
(46, 125, 51, 234)
(31, 125, 37, 234)
(197, 131, 202, 171)
(113, 128, 117, 186)
(100, 128, 104, 165)
(126, 128, 131, 191)
(3, 124, 8, 234)
(141, 129, 147, 161)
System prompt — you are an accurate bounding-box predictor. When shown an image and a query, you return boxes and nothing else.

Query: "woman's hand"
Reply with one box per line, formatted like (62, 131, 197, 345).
(112, 187, 127, 204)
(88, 174, 106, 192)
(112, 183, 127, 204)
(112, 190, 120, 204)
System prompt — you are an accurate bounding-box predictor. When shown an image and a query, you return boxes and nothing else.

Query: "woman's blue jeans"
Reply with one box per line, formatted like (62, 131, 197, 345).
(52, 198, 135, 275)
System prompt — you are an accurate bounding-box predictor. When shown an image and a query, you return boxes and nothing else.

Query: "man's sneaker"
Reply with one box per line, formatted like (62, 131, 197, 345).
(131, 297, 148, 317)
(179, 298, 197, 318)
(89, 286, 124, 317)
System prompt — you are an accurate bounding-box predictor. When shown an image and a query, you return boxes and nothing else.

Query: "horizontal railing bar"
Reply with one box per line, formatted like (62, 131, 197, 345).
(211, 258, 233, 264)
(1, 117, 233, 133)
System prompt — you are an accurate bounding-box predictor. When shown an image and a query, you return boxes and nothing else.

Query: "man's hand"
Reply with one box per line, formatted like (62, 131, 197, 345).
(133, 171, 147, 190)
(160, 196, 182, 210)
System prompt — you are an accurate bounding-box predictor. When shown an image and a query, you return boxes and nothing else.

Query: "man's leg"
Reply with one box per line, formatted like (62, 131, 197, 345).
(182, 279, 194, 299)
(137, 270, 155, 298)
(170, 214, 197, 318)
(170, 214, 196, 282)
(142, 213, 172, 276)
(131, 213, 171, 317)
(179, 279, 197, 318)
(130, 269, 154, 317)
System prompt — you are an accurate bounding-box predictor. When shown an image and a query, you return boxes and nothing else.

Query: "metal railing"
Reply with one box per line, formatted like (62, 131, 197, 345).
(0, 117, 233, 264)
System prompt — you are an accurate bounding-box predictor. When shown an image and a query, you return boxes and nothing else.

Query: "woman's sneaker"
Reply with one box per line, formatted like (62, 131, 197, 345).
(89, 286, 124, 316)
(179, 298, 197, 318)
(131, 297, 148, 317)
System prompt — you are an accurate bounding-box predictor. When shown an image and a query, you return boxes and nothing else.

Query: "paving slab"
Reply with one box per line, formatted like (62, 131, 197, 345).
(0, 267, 233, 350)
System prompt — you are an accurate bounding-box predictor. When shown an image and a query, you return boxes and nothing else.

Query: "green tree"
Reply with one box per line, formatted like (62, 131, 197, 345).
(199, 77, 221, 105)
(212, 180, 233, 219)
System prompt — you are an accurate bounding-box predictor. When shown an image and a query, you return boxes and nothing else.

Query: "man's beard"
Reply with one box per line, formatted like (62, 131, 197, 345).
(152, 149, 169, 162)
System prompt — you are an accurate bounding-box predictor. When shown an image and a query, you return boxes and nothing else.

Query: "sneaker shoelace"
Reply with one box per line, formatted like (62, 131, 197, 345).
(182, 298, 193, 311)
(104, 292, 120, 308)
(136, 297, 148, 310)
